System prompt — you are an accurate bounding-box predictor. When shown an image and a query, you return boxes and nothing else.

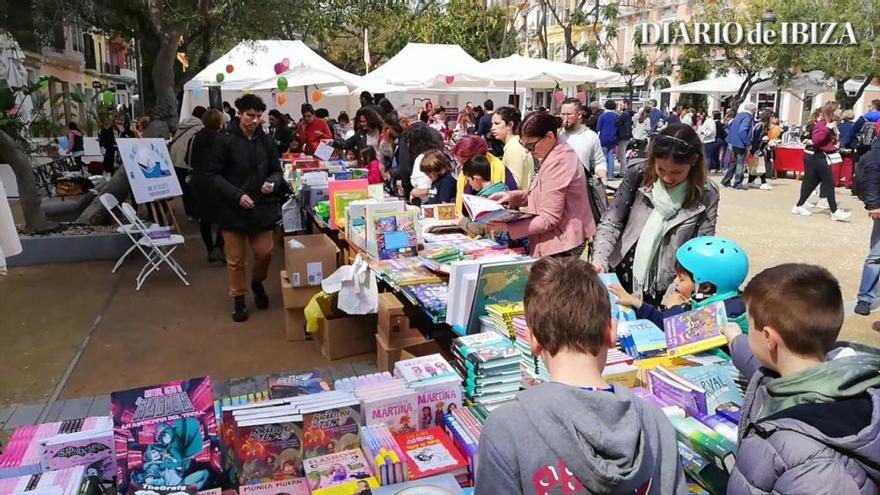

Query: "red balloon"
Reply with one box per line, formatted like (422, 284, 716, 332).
(274, 63, 284, 75)
(225, 64, 234, 74)
(553, 91, 566, 103)
(445, 75, 455, 85)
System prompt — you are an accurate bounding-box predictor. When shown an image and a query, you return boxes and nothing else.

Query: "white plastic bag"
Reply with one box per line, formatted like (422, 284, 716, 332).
(321, 254, 378, 314)
(282, 197, 303, 233)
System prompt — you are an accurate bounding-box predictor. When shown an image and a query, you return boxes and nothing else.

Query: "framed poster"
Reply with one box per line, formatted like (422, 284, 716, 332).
(117, 138, 182, 203)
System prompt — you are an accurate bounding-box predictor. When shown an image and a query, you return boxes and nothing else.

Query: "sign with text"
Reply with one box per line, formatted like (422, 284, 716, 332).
(117, 138, 182, 204)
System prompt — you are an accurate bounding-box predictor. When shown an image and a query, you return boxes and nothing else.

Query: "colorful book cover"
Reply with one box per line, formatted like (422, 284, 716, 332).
(414, 380, 462, 430)
(303, 449, 379, 495)
(421, 203, 457, 222)
(234, 417, 305, 484)
(675, 364, 744, 413)
(332, 190, 369, 231)
(465, 259, 534, 334)
(238, 478, 310, 495)
(664, 302, 729, 357)
(394, 427, 468, 481)
(39, 429, 115, 480)
(394, 355, 457, 384)
(267, 371, 332, 400)
(371, 210, 420, 260)
(362, 390, 419, 435)
(620, 320, 667, 358)
(110, 377, 222, 495)
(669, 417, 736, 474)
(328, 179, 368, 230)
(648, 367, 708, 417)
(302, 404, 363, 458)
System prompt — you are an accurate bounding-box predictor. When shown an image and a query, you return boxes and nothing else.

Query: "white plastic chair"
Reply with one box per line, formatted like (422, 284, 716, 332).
(99, 193, 158, 273)
(118, 201, 190, 290)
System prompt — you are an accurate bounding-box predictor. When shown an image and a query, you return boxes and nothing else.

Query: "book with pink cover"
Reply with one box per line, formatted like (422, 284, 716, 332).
(237, 478, 310, 495)
(328, 179, 368, 230)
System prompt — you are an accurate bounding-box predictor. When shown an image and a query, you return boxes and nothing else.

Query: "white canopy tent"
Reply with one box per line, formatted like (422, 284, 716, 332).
(462, 54, 619, 89)
(360, 43, 485, 89)
(660, 75, 747, 95)
(180, 40, 365, 122)
(245, 64, 363, 92)
(749, 70, 880, 94)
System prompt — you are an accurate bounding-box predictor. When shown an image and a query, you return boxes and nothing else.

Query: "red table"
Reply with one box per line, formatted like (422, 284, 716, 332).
(773, 146, 805, 176)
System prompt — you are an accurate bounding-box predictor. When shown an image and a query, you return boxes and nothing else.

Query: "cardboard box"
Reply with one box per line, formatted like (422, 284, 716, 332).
(280, 271, 322, 309)
(375, 331, 435, 372)
(283, 234, 339, 288)
(377, 293, 424, 347)
(284, 308, 307, 341)
(315, 314, 378, 360)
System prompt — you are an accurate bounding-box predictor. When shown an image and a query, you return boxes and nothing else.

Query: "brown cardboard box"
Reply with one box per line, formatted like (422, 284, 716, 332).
(375, 332, 435, 372)
(315, 314, 378, 360)
(284, 308, 307, 341)
(280, 271, 322, 309)
(283, 234, 339, 289)
(377, 293, 423, 346)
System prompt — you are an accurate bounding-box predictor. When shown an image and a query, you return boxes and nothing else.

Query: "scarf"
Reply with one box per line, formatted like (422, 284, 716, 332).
(632, 179, 689, 294)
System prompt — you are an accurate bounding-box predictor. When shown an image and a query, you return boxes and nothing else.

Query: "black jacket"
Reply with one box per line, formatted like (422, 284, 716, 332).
(188, 128, 221, 222)
(333, 129, 378, 152)
(862, 140, 880, 211)
(270, 124, 294, 155)
(206, 125, 283, 233)
(98, 126, 135, 171)
(618, 109, 634, 140)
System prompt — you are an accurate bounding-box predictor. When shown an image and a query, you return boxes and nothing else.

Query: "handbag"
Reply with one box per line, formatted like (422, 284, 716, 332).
(826, 151, 843, 165)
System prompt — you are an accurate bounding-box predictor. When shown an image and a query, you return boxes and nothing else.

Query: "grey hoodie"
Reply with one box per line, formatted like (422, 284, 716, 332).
(728, 339, 880, 494)
(169, 116, 204, 170)
(475, 382, 687, 495)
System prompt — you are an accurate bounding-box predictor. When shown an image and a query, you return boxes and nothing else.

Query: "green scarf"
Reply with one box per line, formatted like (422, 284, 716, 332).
(632, 179, 689, 294)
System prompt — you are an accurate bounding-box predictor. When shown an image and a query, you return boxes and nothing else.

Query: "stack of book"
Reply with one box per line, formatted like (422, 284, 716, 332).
(443, 405, 487, 486)
(394, 427, 469, 486)
(0, 465, 86, 495)
(360, 424, 409, 485)
(334, 372, 394, 393)
(453, 333, 520, 407)
(370, 258, 442, 287)
(393, 355, 463, 430)
(480, 303, 523, 339)
(619, 319, 668, 358)
(0, 417, 113, 480)
(511, 316, 548, 386)
(354, 378, 419, 434)
(303, 448, 379, 494)
(267, 370, 331, 399)
(400, 283, 448, 323)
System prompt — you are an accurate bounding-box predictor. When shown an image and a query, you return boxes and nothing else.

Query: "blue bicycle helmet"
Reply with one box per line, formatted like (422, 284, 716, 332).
(676, 236, 749, 294)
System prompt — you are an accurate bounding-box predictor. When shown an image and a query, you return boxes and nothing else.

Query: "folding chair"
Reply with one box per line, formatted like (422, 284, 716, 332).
(118, 201, 190, 290)
(99, 193, 158, 273)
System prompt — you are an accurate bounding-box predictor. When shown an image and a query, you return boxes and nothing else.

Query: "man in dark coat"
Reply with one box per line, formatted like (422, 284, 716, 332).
(206, 94, 283, 322)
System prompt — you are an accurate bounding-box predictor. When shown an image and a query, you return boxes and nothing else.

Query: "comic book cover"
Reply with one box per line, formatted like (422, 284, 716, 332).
(394, 428, 468, 481)
(303, 449, 379, 495)
(361, 390, 418, 435)
(301, 403, 363, 459)
(39, 428, 115, 480)
(664, 302, 729, 357)
(111, 377, 222, 495)
(234, 417, 305, 484)
(413, 380, 462, 430)
(267, 371, 331, 400)
(393, 354, 457, 385)
(238, 478, 310, 495)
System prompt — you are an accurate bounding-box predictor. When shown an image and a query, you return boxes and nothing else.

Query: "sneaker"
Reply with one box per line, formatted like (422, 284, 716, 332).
(252, 282, 269, 310)
(233, 296, 249, 322)
(831, 209, 852, 222)
(760, 183, 773, 190)
(733, 184, 747, 191)
(720, 181, 731, 188)
(855, 301, 872, 316)
(791, 205, 812, 216)
(816, 198, 830, 210)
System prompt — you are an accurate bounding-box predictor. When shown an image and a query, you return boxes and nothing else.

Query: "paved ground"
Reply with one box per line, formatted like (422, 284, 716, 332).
(1, 177, 879, 419)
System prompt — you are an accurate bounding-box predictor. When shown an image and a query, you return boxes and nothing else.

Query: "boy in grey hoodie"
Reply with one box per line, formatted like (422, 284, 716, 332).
(722, 264, 880, 495)
(475, 257, 687, 495)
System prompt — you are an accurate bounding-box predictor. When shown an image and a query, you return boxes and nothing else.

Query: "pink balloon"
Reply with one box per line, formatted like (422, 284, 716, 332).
(576, 91, 586, 103)
(445, 75, 455, 85)
(553, 91, 566, 103)
(274, 63, 284, 75)
(282, 57, 290, 69)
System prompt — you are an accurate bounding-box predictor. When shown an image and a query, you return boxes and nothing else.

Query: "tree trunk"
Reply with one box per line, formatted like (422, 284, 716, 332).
(0, 129, 58, 234)
(74, 167, 130, 225)
(152, 28, 181, 130)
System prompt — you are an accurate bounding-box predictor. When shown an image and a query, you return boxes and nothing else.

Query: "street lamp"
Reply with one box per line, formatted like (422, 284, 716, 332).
(762, 10, 778, 23)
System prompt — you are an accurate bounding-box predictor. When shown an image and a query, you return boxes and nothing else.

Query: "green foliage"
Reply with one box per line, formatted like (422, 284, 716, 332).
(676, 52, 711, 110)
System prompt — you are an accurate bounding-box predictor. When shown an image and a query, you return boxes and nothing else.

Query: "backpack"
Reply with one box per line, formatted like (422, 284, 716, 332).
(582, 164, 608, 223)
(857, 121, 877, 149)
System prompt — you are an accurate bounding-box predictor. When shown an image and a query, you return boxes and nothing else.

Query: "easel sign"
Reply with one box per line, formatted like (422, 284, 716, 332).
(117, 138, 183, 232)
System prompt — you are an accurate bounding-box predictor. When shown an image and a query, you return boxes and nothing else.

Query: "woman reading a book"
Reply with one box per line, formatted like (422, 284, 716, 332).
(486, 111, 594, 258)
(591, 124, 719, 306)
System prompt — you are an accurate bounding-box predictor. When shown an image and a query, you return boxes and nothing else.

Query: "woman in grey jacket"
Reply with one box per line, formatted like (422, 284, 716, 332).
(590, 124, 719, 305)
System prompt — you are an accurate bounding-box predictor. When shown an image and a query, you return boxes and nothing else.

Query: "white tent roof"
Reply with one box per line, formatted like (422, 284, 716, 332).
(661, 75, 746, 95)
(184, 40, 361, 92)
(460, 54, 619, 88)
(245, 64, 363, 92)
(361, 43, 485, 88)
(749, 70, 880, 94)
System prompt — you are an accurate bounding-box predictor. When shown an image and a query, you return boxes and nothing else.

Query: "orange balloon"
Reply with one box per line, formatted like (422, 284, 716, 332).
(312, 90, 323, 102)
(225, 64, 234, 73)
(277, 94, 287, 106)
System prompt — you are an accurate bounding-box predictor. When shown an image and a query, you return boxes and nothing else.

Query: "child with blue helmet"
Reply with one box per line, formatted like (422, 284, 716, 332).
(610, 236, 750, 331)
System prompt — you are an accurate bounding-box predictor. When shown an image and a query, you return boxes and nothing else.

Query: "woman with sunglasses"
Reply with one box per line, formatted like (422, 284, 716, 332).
(591, 124, 719, 305)
(487, 111, 594, 258)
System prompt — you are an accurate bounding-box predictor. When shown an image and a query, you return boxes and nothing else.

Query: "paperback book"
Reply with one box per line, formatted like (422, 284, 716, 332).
(370, 210, 420, 260)
(233, 415, 305, 484)
(394, 427, 468, 482)
(664, 303, 729, 357)
(355, 380, 419, 434)
(39, 422, 115, 480)
(110, 377, 222, 495)
(465, 258, 534, 335)
(267, 371, 332, 399)
(237, 478, 310, 495)
(303, 449, 379, 495)
(359, 424, 409, 486)
(461, 194, 536, 224)
(371, 473, 464, 494)
(674, 364, 744, 415)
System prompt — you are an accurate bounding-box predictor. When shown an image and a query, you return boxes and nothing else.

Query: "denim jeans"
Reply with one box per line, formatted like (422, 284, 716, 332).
(722, 147, 747, 186)
(603, 145, 615, 178)
(857, 219, 880, 305)
(704, 141, 720, 170)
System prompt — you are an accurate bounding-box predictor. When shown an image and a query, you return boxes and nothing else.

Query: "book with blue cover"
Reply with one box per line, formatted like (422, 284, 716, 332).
(619, 320, 667, 358)
(675, 364, 744, 414)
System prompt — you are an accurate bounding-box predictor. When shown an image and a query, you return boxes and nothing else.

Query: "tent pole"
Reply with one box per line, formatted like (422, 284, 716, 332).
(304, 85, 309, 103)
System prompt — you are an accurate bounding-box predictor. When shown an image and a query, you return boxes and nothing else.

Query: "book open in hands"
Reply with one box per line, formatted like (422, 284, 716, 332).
(461, 194, 535, 224)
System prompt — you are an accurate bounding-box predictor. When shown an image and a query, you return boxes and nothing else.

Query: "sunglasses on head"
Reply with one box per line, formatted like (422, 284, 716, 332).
(652, 134, 697, 160)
